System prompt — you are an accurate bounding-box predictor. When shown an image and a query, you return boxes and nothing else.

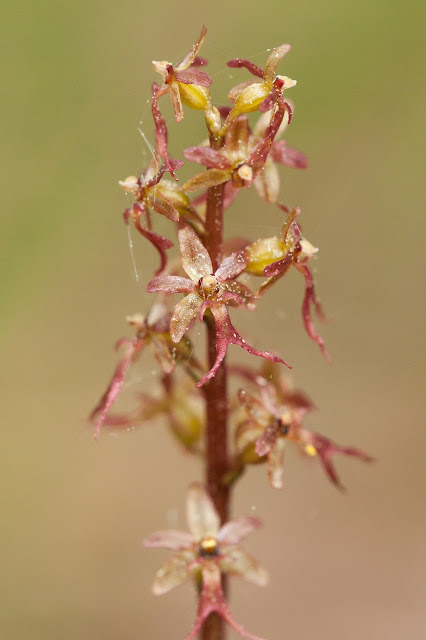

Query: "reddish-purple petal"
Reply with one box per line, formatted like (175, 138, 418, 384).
(310, 433, 374, 491)
(226, 58, 264, 79)
(89, 338, 143, 439)
(263, 252, 293, 278)
(196, 305, 290, 388)
(175, 68, 212, 87)
(147, 275, 194, 294)
(184, 146, 231, 170)
(149, 188, 179, 222)
(130, 206, 173, 275)
(151, 84, 178, 180)
(271, 141, 308, 169)
(294, 262, 331, 363)
(215, 249, 248, 282)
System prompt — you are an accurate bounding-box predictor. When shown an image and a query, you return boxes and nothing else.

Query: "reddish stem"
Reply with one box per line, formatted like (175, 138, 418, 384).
(201, 179, 229, 640)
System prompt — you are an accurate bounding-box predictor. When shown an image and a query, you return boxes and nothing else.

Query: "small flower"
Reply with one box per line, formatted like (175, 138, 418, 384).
(225, 44, 296, 128)
(145, 483, 268, 640)
(246, 207, 330, 362)
(89, 300, 198, 438)
(236, 366, 373, 490)
(182, 97, 292, 195)
(96, 372, 205, 453)
(147, 224, 290, 387)
(153, 25, 212, 123)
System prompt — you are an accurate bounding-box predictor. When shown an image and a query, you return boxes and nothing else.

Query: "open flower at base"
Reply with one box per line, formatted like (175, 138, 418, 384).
(147, 224, 290, 386)
(145, 483, 268, 640)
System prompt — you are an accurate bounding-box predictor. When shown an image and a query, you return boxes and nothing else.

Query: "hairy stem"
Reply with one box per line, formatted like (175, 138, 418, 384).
(201, 181, 229, 640)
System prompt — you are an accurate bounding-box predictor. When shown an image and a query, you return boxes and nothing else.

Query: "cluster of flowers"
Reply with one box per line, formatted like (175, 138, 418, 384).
(90, 27, 372, 639)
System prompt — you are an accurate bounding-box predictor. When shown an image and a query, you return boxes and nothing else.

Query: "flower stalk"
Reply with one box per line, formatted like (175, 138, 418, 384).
(89, 26, 373, 640)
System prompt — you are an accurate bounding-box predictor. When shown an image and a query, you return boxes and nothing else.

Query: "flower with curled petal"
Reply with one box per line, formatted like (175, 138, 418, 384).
(246, 207, 330, 362)
(145, 483, 268, 640)
(183, 97, 292, 196)
(147, 224, 290, 387)
(89, 300, 199, 438)
(224, 44, 296, 128)
(236, 366, 373, 490)
(153, 25, 212, 123)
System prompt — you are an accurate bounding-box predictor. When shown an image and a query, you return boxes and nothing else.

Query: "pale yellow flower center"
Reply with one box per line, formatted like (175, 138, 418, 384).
(199, 275, 220, 299)
(199, 536, 219, 557)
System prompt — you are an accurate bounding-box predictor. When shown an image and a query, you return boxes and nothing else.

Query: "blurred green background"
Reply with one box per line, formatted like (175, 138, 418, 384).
(1, 0, 423, 638)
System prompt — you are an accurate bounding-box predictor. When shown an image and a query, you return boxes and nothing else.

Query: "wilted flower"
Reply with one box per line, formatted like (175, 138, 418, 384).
(153, 25, 212, 123)
(237, 366, 373, 490)
(95, 372, 205, 453)
(147, 224, 289, 386)
(145, 483, 268, 640)
(89, 300, 199, 437)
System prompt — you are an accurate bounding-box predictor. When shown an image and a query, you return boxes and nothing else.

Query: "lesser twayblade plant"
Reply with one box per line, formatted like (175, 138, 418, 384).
(90, 27, 373, 640)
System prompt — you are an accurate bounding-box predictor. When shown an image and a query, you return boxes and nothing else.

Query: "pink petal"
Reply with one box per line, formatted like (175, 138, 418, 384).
(178, 224, 212, 281)
(215, 249, 248, 282)
(255, 422, 280, 457)
(293, 262, 331, 363)
(271, 141, 308, 168)
(175, 68, 212, 87)
(147, 275, 194, 294)
(151, 550, 196, 596)
(184, 146, 231, 170)
(151, 84, 178, 180)
(196, 305, 290, 388)
(218, 516, 262, 545)
(226, 57, 264, 79)
(144, 529, 194, 551)
(248, 97, 288, 176)
(267, 437, 286, 489)
(170, 293, 203, 343)
(186, 483, 220, 540)
(219, 546, 268, 587)
(89, 338, 143, 439)
(176, 25, 207, 70)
